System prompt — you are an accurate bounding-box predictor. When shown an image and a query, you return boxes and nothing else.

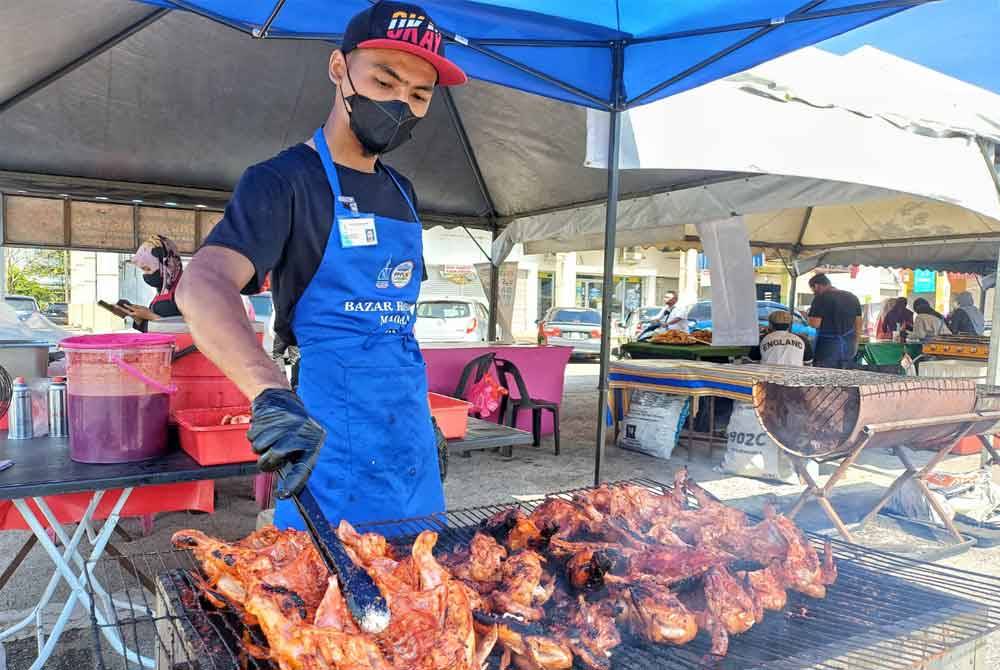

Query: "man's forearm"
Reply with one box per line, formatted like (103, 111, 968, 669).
(176, 266, 288, 400)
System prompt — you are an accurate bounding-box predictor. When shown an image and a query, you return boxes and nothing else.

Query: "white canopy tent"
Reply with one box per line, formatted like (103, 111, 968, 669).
(492, 46, 1000, 265)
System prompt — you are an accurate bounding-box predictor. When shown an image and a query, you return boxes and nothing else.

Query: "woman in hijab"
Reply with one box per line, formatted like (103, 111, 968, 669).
(126, 234, 184, 329)
(875, 298, 896, 339)
(910, 298, 950, 342)
(949, 291, 986, 335)
(881, 297, 914, 336)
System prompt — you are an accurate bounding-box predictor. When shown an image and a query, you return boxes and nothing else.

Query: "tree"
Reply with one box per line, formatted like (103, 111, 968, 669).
(5, 249, 68, 309)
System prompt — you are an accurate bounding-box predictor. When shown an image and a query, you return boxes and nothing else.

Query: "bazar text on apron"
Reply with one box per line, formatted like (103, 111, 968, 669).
(273, 127, 444, 530)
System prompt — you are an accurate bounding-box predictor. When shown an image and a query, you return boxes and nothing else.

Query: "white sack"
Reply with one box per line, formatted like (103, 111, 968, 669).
(617, 391, 689, 460)
(719, 402, 816, 484)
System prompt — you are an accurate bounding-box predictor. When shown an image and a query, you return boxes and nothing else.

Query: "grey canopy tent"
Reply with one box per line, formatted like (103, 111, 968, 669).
(0, 0, 929, 482)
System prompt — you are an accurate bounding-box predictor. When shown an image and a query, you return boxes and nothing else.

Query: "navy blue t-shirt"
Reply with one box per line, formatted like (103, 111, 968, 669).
(204, 143, 421, 346)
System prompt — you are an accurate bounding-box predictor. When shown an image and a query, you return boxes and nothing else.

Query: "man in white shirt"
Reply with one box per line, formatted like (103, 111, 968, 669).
(752, 310, 812, 366)
(665, 304, 691, 333)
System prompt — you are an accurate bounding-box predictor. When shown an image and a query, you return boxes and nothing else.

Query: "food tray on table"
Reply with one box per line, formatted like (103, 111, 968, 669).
(648, 329, 712, 345)
(174, 406, 254, 466)
(85, 476, 1000, 670)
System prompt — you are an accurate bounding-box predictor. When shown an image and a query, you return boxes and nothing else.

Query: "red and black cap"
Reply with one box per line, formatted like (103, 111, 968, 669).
(342, 1, 467, 87)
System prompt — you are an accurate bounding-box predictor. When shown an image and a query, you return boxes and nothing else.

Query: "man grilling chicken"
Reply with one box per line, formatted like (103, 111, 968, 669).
(176, 1, 466, 529)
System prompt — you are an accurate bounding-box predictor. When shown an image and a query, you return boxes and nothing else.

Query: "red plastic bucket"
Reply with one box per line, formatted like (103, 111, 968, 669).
(60, 333, 176, 463)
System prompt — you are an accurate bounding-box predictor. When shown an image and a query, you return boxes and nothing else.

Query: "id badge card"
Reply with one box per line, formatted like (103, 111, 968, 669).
(338, 216, 378, 248)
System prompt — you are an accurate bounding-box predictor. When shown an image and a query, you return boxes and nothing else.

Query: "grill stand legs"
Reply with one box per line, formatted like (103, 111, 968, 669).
(786, 434, 871, 543)
(0, 488, 154, 669)
(856, 425, 976, 544)
(787, 421, 978, 546)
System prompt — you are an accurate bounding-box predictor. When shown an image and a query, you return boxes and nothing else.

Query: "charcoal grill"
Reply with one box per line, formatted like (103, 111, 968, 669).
(753, 371, 1000, 544)
(85, 478, 1000, 670)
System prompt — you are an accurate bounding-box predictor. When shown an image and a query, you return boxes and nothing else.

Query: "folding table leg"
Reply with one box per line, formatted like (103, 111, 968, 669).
(10, 490, 153, 669)
(35, 497, 142, 616)
(0, 491, 104, 647)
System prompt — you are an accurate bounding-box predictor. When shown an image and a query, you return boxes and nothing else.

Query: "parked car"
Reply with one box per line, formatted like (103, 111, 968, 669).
(620, 305, 669, 341)
(5, 294, 40, 321)
(414, 298, 489, 343)
(43, 302, 69, 325)
(537, 306, 602, 355)
(676, 299, 816, 339)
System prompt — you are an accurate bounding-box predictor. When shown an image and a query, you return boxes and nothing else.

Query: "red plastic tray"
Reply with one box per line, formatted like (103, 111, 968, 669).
(174, 405, 255, 466)
(429, 392, 472, 439)
(171, 377, 249, 418)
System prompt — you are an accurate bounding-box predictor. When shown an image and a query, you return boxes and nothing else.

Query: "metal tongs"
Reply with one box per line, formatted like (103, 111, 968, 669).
(278, 464, 391, 633)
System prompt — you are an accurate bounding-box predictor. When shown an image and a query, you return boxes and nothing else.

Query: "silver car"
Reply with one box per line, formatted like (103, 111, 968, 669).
(414, 298, 489, 343)
(538, 306, 602, 355)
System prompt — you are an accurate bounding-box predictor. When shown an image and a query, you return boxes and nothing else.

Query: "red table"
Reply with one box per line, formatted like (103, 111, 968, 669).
(421, 344, 572, 434)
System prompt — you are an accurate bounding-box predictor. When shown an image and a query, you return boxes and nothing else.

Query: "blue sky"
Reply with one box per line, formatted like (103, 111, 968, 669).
(821, 0, 999, 94)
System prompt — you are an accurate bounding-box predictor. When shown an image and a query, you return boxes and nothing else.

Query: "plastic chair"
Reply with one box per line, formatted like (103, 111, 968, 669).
(494, 357, 560, 455)
(453, 352, 498, 401)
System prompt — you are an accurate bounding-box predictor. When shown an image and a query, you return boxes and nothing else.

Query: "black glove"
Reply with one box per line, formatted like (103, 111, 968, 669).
(248, 388, 326, 499)
(432, 417, 448, 482)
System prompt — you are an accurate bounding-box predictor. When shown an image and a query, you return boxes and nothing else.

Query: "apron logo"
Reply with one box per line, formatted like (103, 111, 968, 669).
(376, 257, 393, 289)
(391, 261, 415, 288)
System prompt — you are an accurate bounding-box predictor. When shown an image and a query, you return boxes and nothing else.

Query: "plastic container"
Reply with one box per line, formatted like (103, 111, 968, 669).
(148, 320, 262, 416)
(60, 333, 175, 463)
(428, 392, 472, 439)
(952, 435, 984, 456)
(174, 405, 255, 465)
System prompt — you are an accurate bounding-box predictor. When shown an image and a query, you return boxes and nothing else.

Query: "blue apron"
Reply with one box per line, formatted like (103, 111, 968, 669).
(814, 329, 856, 369)
(273, 128, 444, 531)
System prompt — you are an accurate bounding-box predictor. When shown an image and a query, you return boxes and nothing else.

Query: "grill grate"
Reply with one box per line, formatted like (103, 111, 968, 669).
(85, 477, 1000, 670)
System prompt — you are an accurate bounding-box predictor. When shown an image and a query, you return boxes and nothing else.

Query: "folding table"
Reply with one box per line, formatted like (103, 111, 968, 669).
(0, 434, 258, 669)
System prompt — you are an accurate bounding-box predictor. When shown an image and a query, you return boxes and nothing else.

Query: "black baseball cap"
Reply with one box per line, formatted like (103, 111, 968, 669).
(342, 1, 467, 86)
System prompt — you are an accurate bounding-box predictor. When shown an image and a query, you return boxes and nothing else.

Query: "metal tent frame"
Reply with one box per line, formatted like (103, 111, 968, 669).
(0, 0, 936, 484)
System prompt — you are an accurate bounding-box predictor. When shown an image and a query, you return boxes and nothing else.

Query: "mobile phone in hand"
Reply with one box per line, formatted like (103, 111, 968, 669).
(98, 300, 132, 319)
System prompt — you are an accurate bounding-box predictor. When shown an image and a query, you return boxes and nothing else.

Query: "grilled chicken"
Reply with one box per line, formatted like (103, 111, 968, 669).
(491, 550, 553, 621)
(550, 595, 621, 670)
(171, 528, 329, 617)
(175, 473, 835, 667)
(617, 584, 698, 646)
(442, 532, 508, 592)
(244, 579, 391, 670)
(492, 622, 574, 670)
(703, 567, 757, 634)
(741, 566, 788, 612)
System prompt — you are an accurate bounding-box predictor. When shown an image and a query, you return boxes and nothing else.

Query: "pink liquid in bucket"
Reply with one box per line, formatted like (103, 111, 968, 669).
(61, 333, 176, 464)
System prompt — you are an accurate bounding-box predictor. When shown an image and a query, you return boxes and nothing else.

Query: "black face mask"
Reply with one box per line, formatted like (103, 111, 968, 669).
(143, 269, 162, 290)
(343, 69, 421, 155)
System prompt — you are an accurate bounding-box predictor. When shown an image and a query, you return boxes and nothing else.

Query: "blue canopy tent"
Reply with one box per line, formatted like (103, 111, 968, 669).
(141, 0, 933, 482)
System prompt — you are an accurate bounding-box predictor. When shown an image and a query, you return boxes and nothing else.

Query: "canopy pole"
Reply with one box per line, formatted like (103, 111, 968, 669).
(593, 108, 621, 485)
(789, 253, 799, 313)
(489, 228, 500, 341)
(987, 248, 1000, 386)
(595, 44, 625, 486)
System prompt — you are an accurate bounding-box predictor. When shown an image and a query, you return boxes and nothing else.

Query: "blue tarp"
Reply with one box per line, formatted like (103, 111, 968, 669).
(822, 0, 1000, 95)
(144, 0, 930, 109)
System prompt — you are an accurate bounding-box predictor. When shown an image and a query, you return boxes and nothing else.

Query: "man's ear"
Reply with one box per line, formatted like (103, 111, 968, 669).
(329, 49, 347, 87)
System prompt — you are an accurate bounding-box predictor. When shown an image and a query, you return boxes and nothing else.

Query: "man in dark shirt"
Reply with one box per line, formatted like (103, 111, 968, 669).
(175, 1, 467, 529)
(807, 273, 862, 369)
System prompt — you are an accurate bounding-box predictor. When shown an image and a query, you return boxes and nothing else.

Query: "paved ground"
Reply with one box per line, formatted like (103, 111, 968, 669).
(2, 360, 999, 668)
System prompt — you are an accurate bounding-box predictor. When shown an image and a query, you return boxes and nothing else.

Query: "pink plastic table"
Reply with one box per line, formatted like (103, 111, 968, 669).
(421, 344, 572, 435)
